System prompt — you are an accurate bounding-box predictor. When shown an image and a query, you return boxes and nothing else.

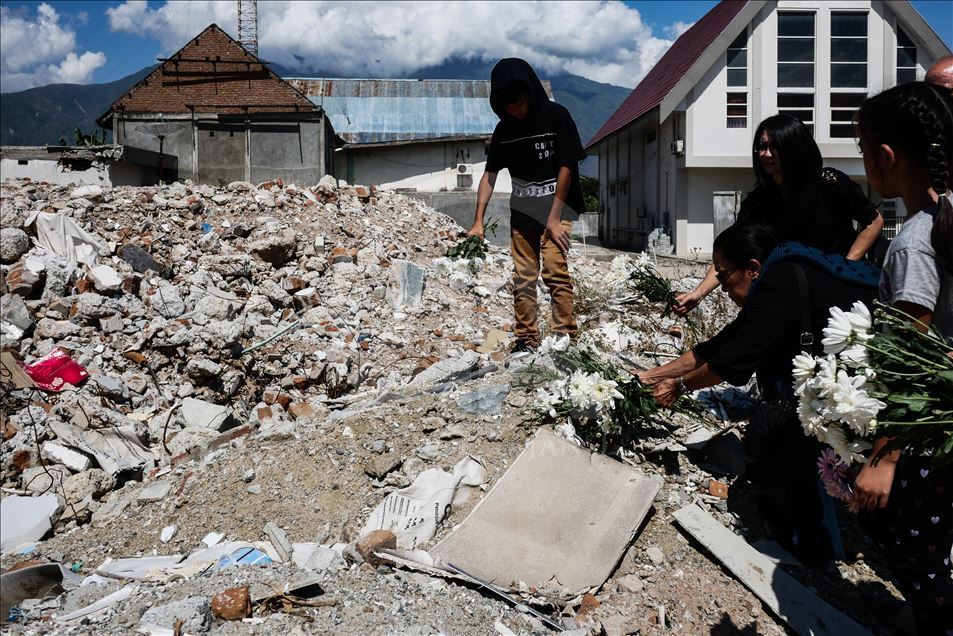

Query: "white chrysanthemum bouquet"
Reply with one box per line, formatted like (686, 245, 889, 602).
(796, 301, 953, 503)
(533, 334, 699, 446)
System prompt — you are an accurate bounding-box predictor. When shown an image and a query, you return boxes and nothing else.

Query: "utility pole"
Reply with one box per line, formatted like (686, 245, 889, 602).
(237, 0, 258, 57)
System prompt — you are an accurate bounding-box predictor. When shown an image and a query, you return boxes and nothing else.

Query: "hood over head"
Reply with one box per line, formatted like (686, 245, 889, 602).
(489, 58, 554, 121)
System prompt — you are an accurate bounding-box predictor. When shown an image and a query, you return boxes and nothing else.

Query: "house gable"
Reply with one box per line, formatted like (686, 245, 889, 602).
(98, 24, 315, 126)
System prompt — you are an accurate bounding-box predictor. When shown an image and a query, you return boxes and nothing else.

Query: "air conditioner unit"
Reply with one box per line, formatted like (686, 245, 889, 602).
(670, 139, 685, 156)
(457, 163, 474, 175)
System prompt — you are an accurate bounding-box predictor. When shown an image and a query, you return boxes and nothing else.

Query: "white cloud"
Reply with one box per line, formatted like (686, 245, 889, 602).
(664, 21, 695, 39)
(0, 3, 106, 92)
(106, 0, 685, 88)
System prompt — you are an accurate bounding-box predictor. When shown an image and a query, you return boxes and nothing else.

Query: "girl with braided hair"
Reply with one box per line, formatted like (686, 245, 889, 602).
(853, 80, 952, 635)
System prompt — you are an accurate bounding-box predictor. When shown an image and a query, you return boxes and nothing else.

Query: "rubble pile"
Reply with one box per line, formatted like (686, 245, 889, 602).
(0, 177, 902, 635)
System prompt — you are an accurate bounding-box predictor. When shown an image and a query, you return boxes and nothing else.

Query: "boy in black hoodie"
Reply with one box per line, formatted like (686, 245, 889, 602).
(468, 58, 586, 353)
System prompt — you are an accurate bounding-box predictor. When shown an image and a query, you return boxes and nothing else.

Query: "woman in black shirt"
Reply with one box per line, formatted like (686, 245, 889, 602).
(676, 114, 884, 315)
(638, 223, 879, 564)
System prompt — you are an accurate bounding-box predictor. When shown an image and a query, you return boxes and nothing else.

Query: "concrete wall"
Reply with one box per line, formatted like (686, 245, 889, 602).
(116, 113, 330, 187)
(1, 157, 160, 187)
(678, 167, 752, 257)
(335, 140, 512, 194)
(407, 190, 512, 246)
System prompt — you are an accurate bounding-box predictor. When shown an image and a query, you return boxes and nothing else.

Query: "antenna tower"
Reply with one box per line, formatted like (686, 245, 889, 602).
(237, 0, 258, 57)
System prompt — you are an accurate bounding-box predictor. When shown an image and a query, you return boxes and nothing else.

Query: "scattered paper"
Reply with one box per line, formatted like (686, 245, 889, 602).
(360, 456, 486, 549)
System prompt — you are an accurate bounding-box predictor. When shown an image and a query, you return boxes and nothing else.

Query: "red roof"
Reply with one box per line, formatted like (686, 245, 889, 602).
(586, 0, 748, 149)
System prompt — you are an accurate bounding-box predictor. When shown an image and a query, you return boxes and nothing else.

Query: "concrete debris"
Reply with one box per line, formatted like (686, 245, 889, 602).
(0, 175, 837, 634)
(0, 227, 30, 264)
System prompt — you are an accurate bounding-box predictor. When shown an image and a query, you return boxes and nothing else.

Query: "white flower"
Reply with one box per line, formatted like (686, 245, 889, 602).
(830, 370, 885, 436)
(433, 257, 453, 277)
(808, 354, 840, 398)
(452, 258, 472, 273)
(448, 272, 471, 292)
(633, 252, 653, 270)
(591, 376, 623, 410)
(825, 424, 872, 464)
(567, 370, 596, 410)
(838, 343, 869, 368)
(554, 421, 580, 443)
(539, 334, 571, 354)
(792, 353, 818, 394)
(822, 303, 873, 354)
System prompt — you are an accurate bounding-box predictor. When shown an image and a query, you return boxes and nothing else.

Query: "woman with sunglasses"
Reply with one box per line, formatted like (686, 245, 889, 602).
(637, 222, 880, 567)
(675, 114, 884, 316)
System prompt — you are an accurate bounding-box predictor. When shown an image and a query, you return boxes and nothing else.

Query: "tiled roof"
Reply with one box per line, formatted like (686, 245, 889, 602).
(586, 0, 748, 149)
(98, 24, 314, 125)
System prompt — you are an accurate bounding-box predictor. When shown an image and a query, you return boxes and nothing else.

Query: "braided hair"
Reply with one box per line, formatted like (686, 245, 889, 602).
(856, 81, 953, 272)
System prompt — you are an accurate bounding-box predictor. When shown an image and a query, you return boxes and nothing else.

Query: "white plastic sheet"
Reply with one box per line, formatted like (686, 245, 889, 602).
(360, 456, 486, 549)
(25, 211, 105, 268)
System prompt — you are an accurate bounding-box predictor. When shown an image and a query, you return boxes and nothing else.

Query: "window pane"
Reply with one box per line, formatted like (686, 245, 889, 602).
(830, 124, 855, 138)
(727, 104, 747, 116)
(778, 63, 814, 87)
(727, 48, 747, 68)
(778, 13, 814, 37)
(831, 93, 866, 107)
(778, 93, 814, 107)
(779, 109, 813, 124)
(897, 46, 916, 68)
(831, 13, 867, 37)
(727, 69, 747, 86)
(730, 32, 747, 49)
(831, 109, 858, 122)
(832, 39, 867, 63)
(897, 28, 914, 48)
(727, 117, 747, 129)
(727, 92, 747, 104)
(778, 39, 815, 62)
(831, 63, 867, 87)
(898, 68, 917, 84)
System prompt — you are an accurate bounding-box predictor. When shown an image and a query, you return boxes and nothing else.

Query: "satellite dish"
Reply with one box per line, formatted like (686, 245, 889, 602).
(134, 123, 185, 185)
(136, 123, 186, 138)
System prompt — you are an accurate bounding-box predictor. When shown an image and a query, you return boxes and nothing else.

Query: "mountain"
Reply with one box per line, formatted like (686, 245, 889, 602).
(0, 66, 156, 146)
(1, 59, 631, 175)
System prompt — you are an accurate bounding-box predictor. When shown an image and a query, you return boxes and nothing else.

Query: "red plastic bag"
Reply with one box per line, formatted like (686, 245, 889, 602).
(21, 348, 89, 391)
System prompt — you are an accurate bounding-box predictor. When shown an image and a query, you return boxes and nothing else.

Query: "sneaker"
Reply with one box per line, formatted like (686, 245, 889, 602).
(509, 339, 537, 357)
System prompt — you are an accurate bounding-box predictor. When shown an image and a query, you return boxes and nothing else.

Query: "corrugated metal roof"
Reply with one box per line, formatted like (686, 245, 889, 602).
(585, 0, 748, 149)
(286, 78, 554, 145)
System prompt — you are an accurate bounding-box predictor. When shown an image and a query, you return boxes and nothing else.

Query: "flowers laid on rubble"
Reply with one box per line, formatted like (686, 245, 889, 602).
(796, 301, 953, 502)
(533, 333, 698, 446)
(445, 217, 499, 260)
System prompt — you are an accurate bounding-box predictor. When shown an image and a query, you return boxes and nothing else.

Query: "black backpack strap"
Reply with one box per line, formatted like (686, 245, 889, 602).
(791, 263, 814, 351)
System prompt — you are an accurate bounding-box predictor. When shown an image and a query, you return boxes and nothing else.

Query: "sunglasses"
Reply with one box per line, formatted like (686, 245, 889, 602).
(715, 268, 736, 284)
(754, 142, 778, 154)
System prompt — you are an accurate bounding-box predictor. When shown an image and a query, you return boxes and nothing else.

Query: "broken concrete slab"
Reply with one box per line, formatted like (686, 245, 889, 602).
(457, 384, 510, 415)
(410, 351, 480, 388)
(138, 480, 173, 503)
(672, 504, 869, 636)
(40, 441, 92, 472)
(140, 595, 212, 633)
(0, 494, 61, 553)
(386, 260, 425, 310)
(263, 522, 292, 563)
(49, 421, 153, 476)
(180, 398, 234, 431)
(430, 429, 661, 598)
(88, 265, 122, 292)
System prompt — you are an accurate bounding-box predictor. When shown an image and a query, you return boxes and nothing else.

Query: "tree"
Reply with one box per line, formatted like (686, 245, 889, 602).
(581, 176, 599, 213)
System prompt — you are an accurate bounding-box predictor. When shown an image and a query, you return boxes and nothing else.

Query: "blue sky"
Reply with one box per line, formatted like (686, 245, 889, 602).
(1, 1, 951, 92)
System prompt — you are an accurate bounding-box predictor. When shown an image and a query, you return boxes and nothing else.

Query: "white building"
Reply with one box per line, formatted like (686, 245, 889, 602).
(586, 0, 951, 257)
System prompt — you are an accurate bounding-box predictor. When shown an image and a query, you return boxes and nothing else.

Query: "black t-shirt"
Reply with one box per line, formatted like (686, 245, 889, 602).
(735, 168, 879, 255)
(485, 104, 586, 228)
(693, 259, 875, 398)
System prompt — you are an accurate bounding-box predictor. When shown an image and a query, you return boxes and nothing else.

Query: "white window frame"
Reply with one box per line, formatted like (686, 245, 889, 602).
(897, 27, 918, 84)
(777, 11, 816, 89)
(830, 11, 868, 90)
(726, 92, 748, 129)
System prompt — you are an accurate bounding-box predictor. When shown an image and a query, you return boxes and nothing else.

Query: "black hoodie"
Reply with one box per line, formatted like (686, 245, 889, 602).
(486, 58, 586, 228)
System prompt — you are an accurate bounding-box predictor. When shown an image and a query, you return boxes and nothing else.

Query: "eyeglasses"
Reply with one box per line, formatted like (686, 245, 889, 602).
(715, 268, 736, 285)
(754, 142, 777, 154)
